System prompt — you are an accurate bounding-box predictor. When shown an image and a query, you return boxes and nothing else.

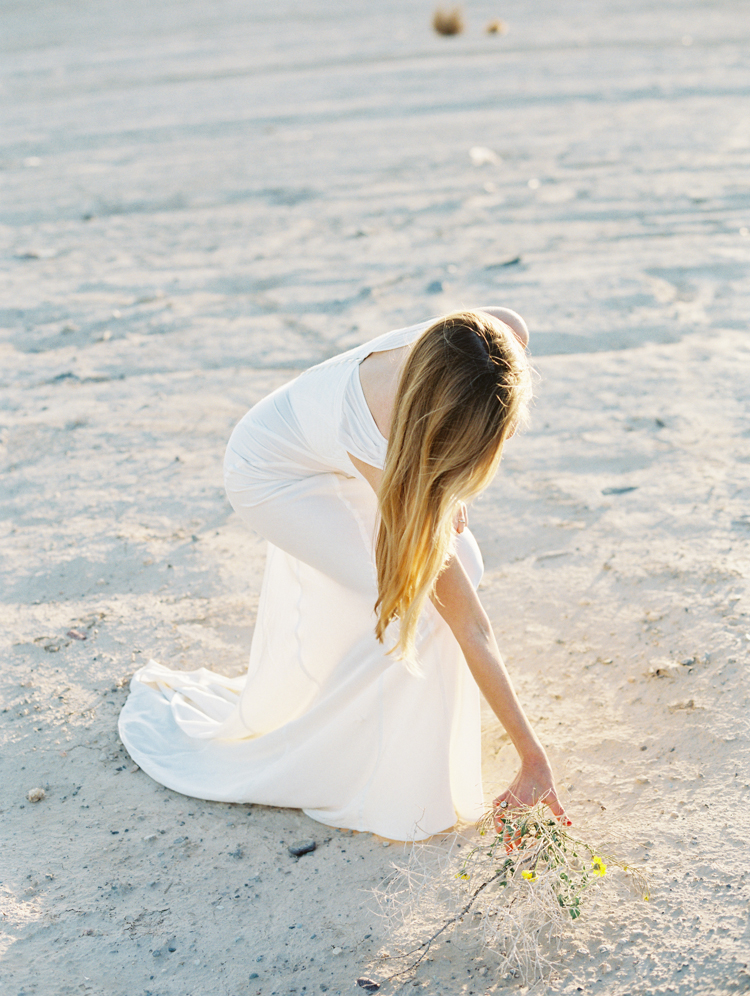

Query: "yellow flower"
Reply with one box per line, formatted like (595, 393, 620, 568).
(456, 872, 470, 881)
(521, 870, 537, 882)
(643, 894, 650, 902)
(591, 856, 606, 877)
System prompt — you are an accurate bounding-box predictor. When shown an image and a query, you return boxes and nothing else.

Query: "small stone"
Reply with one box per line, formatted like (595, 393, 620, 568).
(331, 946, 343, 955)
(249, 972, 259, 979)
(356, 979, 380, 992)
(67, 629, 87, 640)
(288, 839, 316, 857)
(432, 7, 463, 35)
(27, 787, 45, 803)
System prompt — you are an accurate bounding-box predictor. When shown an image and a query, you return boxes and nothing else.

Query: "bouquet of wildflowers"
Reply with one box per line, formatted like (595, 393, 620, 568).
(377, 804, 647, 985)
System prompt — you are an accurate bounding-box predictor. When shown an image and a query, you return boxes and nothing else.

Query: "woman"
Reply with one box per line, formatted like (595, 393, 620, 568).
(119, 307, 566, 841)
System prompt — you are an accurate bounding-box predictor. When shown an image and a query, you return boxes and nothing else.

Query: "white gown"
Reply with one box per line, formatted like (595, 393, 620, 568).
(118, 319, 485, 841)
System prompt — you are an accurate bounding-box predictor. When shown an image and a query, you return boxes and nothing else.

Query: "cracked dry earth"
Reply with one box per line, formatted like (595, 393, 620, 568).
(3, 0, 750, 993)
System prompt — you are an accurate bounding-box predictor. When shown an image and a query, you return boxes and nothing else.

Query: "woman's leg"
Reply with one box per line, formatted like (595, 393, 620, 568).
(225, 471, 380, 599)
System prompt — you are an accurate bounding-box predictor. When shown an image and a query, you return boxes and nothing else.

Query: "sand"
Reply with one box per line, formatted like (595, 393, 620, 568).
(2, 0, 750, 993)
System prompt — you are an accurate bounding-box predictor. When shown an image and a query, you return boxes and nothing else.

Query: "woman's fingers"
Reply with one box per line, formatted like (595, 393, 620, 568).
(543, 790, 572, 826)
(491, 782, 572, 833)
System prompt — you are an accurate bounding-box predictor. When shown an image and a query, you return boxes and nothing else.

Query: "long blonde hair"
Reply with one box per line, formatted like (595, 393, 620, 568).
(374, 310, 531, 665)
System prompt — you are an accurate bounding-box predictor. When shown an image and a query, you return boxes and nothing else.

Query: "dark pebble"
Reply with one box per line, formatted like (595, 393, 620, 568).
(485, 256, 522, 269)
(288, 839, 316, 857)
(356, 979, 380, 992)
(249, 972, 259, 979)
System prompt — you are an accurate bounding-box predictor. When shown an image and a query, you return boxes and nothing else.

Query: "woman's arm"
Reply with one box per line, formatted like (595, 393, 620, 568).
(432, 553, 568, 823)
(348, 450, 567, 823)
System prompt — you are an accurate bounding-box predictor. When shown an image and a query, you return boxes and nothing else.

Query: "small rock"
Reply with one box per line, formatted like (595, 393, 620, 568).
(485, 256, 522, 269)
(249, 972, 259, 979)
(601, 486, 638, 495)
(432, 7, 463, 35)
(27, 787, 45, 803)
(331, 946, 343, 955)
(67, 629, 87, 641)
(356, 979, 380, 992)
(486, 18, 507, 34)
(288, 839, 316, 857)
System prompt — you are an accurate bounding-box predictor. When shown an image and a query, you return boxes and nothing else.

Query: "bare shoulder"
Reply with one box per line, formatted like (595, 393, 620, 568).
(357, 344, 410, 439)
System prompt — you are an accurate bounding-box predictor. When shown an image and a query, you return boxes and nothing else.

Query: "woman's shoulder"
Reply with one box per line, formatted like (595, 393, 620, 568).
(358, 345, 409, 440)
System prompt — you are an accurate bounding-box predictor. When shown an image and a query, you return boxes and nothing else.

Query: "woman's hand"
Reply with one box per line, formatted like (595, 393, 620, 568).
(453, 501, 468, 534)
(493, 756, 570, 835)
(431, 556, 568, 840)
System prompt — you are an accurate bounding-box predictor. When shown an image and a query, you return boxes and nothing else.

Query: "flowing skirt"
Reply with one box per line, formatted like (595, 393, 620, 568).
(118, 394, 485, 841)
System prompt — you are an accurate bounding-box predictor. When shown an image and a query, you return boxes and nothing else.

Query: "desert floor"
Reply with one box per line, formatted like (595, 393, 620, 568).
(2, 1, 750, 994)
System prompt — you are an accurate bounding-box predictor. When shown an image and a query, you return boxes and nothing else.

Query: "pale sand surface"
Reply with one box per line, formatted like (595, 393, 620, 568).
(2, 0, 750, 993)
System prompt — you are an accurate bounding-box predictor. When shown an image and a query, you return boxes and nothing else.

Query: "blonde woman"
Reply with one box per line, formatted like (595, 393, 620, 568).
(119, 308, 567, 841)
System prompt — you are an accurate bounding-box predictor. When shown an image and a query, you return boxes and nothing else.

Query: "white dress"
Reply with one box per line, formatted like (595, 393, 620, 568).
(118, 319, 485, 841)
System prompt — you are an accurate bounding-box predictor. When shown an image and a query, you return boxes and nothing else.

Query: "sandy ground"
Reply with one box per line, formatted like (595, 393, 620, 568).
(2, 0, 750, 993)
